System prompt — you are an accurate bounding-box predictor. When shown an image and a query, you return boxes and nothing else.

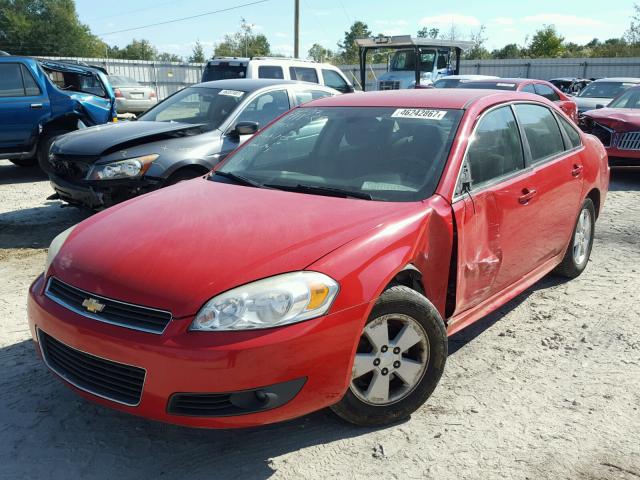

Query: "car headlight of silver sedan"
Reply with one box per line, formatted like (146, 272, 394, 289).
(190, 272, 339, 331)
(86, 154, 158, 180)
(45, 225, 76, 273)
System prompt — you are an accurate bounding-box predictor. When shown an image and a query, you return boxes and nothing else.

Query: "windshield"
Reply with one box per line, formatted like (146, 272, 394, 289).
(578, 81, 636, 98)
(203, 63, 247, 81)
(608, 88, 640, 108)
(139, 86, 246, 129)
(390, 49, 436, 73)
(458, 81, 517, 91)
(549, 80, 571, 92)
(215, 106, 463, 202)
(110, 75, 140, 86)
(433, 78, 461, 88)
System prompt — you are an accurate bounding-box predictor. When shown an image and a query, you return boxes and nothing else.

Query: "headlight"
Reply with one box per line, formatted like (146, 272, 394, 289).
(87, 154, 158, 180)
(45, 225, 76, 274)
(190, 272, 339, 331)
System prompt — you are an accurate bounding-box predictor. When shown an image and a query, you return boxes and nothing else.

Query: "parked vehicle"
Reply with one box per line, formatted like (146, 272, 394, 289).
(573, 77, 640, 114)
(458, 78, 579, 122)
(29, 88, 608, 428)
(581, 85, 640, 166)
(202, 57, 354, 93)
(46, 79, 338, 209)
(109, 75, 157, 114)
(549, 77, 591, 95)
(0, 56, 116, 168)
(433, 75, 499, 88)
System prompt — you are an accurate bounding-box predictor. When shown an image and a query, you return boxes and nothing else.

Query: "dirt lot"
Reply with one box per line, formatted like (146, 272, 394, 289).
(1, 159, 639, 480)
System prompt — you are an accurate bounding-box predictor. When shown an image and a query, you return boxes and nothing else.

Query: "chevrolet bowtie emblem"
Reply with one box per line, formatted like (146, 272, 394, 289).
(82, 297, 105, 313)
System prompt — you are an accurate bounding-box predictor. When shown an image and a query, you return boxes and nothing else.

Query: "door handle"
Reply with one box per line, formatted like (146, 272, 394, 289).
(518, 188, 537, 204)
(571, 164, 584, 177)
(30, 103, 43, 109)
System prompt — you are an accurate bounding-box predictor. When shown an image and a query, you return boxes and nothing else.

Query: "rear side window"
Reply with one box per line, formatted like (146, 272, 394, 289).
(294, 89, 332, 105)
(289, 66, 319, 83)
(465, 106, 524, 188)
(557, 114, 582, 149)
(20, 65, 41, 95)
(321, 69, 350, 93)
(513, 104, 565, 163)
(534, 83, 560, 101)
(0, 64, 26, 97)
(258, 65, 284, 79)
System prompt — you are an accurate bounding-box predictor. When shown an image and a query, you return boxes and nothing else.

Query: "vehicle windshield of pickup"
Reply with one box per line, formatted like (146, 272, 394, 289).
(215, 106, 463, 201)
(139, 86, 247, 130)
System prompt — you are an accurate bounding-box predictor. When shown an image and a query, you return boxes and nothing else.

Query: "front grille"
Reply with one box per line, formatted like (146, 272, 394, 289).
(49, 154, 96, 180)
(168, 393, 235, 416)
(39, 330, 145, 406)
(378, 80, 400, 90)
(616, 131, 640, 150)
(46, 277, 172, 334)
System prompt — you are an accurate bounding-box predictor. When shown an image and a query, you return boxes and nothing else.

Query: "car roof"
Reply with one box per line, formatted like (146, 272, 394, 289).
(194, 78, 320, 91)
(436, 75, 499, 80)
(304, 88, 540, 109)
(593, 77, 640, 83)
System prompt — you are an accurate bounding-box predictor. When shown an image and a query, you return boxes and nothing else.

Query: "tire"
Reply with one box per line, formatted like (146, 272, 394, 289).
(9, 157, 37, 167)
(165, 167, 207, 186)
(37, 131, 67, 173)
(331, 285, 448, 427)
(554, 198, 595, 278)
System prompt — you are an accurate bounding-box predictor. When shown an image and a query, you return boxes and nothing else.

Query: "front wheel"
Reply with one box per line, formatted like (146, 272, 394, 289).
(554, 198, 595, 278)
(331, 286, 447, 427)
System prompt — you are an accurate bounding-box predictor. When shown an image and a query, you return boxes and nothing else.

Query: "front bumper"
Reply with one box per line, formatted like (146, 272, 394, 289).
(27, 274, 369, 428)
(605, 146, 640, 166)
(49, 173, 161, 209)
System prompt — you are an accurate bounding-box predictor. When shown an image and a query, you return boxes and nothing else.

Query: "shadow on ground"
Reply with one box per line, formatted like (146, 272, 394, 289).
(609, 167, 640, 192)
(0, 162, 47, 185)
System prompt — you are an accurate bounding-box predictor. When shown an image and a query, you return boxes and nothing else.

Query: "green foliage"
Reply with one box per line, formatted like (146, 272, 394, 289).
(189, 40, 205, 63)
(337, 20, 371, 64)
(0, 0, 107, 56)
(214, 20, 270, 58)
(108, 39, 157, 60)
(528, 25, 564, 58)
(308, 43, 335, 63)
(491, 43, 523, 59)
(417, 27, 439, 39)
(156, 52, 183, 62)
(466, 25, 491, 60)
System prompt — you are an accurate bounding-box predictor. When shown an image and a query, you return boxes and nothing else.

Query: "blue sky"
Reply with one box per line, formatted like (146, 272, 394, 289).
(77, 0, 636, 58)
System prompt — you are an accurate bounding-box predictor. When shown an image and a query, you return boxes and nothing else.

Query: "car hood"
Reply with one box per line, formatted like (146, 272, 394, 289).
(582, 108, 640, 131)
(52, 178, 423, 318)
(51, 121, 205, 157)
(575, 97, 610, 111)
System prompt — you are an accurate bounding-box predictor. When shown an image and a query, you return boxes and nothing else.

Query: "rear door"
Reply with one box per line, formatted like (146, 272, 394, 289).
(452, 105, 540, 313)
(0, 62, 49, 152)
(513, 103, 584, 262)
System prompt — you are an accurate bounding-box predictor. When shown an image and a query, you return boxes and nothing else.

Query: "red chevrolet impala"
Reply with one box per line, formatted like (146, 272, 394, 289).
(28, 89, 609, 428)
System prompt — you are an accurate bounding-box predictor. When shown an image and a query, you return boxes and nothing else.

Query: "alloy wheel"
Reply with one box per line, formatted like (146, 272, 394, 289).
(573, 208, 592, 266)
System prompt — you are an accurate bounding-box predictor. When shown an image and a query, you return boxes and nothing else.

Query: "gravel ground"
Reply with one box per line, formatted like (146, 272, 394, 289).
(1, 159, 639, 480)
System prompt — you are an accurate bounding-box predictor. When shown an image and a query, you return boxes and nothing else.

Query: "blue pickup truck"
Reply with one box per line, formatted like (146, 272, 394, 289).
(0, 55, 116, 168)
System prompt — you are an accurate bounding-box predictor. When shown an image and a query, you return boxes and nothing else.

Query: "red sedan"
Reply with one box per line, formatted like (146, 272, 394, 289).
(581, 85, 640, 166)
(28, 89, 609, 428)
(458, 78, 579, 123)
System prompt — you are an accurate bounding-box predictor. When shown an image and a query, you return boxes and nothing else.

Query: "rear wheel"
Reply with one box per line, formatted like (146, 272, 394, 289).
(331, 286, 447, 427)
(554, 198, 595, 278)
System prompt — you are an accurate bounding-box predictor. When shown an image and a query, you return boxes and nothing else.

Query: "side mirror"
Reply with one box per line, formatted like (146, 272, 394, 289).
(595, 104, 605, 109)
(232, 121, 259, 136)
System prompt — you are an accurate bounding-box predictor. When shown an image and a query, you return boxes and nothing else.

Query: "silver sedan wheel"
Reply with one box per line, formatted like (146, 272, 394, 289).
(350, 314, 430, 406)
(573, 208, 592, 266)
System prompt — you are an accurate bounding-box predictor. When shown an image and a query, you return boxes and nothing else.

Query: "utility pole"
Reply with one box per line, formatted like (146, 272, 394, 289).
(294, 0, 299, 58)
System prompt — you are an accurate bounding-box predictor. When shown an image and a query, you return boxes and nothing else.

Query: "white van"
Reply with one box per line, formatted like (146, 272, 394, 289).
(202, 57, 354, 94)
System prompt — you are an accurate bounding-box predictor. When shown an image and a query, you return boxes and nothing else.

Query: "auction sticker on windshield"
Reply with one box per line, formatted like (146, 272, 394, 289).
(219, 89, 245, 98)
(391, 109, 447, 120)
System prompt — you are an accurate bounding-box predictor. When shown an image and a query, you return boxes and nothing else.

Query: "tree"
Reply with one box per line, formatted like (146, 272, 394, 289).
(337, 21, 371, 64)
(214, 19, 270, 57)
(108, 39, 157, 60)
(626, 3, 640, 44)
(417, 27, 439, 39)
(308, 43, 334, 63)
(156, 52, 183, 62)
(189, 40, 206, 63)
(528, 25, 564, 58)
(491, 43, 522, 59)
(466, 25, 490, 59)
(0, 0, 107, 56)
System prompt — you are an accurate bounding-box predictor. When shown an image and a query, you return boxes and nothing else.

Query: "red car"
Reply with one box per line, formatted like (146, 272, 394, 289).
(581, 85, 640, 166)
(28, 89, 609, 428)
(458, 78, 579, 123)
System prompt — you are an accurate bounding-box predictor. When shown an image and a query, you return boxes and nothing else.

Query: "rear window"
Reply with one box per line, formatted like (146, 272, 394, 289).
(110, 75, 141, 86)
(203, 62, 247, 81)
(258, 65, 284, 79)
(459, 81, 517, 91)
(289, 66, 319, 83)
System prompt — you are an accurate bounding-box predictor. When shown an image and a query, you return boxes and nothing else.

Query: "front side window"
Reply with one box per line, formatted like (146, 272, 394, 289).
(216, 106, 464, 202)
(513, 104, 565, 163)
(464, 106, 524, 188)
(322, 69, 350, 93)
(236, 90, 290, 127)
(289, 67, 319, 83)
(140, 87, 246, 130)
(534, 83, 560, 101)
(258, 66, 284, 79)
(0, 63, 26, 97)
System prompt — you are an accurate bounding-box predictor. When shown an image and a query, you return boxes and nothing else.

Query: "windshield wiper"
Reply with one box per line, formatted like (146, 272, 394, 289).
(264, 183, 372, 200)
(211, 170, 263, 188)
